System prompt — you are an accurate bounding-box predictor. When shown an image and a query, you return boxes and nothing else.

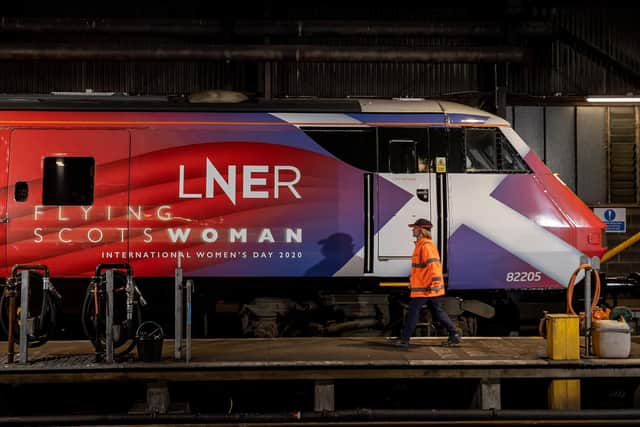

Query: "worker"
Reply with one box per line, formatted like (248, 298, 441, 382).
(388, 218, 461, 348)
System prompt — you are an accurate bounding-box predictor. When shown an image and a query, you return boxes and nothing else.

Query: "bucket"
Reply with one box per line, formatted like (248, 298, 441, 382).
(136, 321, 164, 362)
(592, 319, 631, 358)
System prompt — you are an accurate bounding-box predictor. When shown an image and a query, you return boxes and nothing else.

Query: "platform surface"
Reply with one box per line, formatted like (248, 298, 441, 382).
(2, 337, 640, 383)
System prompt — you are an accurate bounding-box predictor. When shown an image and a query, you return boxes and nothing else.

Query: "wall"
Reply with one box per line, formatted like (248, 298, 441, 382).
(599, 207, 640, 276)
(507, 105, 607, 203)
(509, 105, 638, 277)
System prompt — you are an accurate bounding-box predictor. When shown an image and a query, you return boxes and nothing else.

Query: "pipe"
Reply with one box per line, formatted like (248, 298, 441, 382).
(600, 231, 640, 264)
(0, 17, 552, 37)
(0, 18, 224, 35)
(3, 409, 640, 425)
(0, 45, 530, 63)
(235, 20, 509, 37)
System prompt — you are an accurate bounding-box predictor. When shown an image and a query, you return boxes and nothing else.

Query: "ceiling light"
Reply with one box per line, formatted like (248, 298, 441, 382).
(586, 96, 640, 103)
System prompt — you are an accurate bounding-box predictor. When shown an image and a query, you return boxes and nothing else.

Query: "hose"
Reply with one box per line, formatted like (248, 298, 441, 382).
(565, 263, 601, 317)
(81, 271, 141, 358)
(539, 263, 602, 338)
(0, 271, 61, 347)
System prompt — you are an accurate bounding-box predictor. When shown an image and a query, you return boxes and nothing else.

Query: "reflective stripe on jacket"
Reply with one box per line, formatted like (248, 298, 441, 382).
(409, 237, 445, 298)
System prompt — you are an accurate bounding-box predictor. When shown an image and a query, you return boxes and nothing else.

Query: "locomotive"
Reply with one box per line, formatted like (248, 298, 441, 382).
(0, 94, 606, 342)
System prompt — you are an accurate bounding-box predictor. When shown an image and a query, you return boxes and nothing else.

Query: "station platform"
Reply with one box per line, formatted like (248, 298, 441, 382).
(2, 337, 640, 416)
(2, 336, 640, 382)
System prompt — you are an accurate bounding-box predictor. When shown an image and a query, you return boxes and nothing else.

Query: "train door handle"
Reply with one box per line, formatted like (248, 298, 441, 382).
(416, 188, 429, 202)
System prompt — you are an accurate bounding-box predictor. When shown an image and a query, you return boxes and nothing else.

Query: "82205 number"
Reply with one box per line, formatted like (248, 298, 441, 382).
(506, 271, 542, 282)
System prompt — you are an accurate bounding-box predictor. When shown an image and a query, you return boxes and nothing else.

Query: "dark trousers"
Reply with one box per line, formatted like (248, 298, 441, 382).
(400, 297, 458, 342)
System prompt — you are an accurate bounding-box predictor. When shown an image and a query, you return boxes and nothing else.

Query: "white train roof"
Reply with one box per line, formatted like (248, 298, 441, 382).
(0, 94, 511, 126)
(357, 98, 509, 126)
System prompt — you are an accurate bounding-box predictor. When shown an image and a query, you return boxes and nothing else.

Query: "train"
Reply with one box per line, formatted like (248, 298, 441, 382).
(0, 93, 606, 342)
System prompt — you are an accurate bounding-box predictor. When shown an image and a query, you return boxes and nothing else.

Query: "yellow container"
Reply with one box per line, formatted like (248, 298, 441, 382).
(546, 314, 580, 360)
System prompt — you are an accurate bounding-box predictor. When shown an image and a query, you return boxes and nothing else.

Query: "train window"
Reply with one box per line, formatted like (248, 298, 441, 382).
(14, 182, 28, 202)
(378, 128, 428, 173)
(42, 157, 95, 206)
(498, 136, 529, 172)
(465, 128, 529, 173)
(389, 139, 419, 173)
(302, 128, 376, 171)
(465, 129, 498, 171)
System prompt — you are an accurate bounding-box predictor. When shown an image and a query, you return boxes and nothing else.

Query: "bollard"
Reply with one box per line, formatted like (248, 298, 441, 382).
(186, 280, 193, 364)
(589, 256, 600, 355)
(6, 286, 16, 364)
(19, 271, 29, 364)
(580, 255, 592, 358)
(174, 264, 183, 360)
(579, 255, 601, 358)
(105, 269, 114, 363)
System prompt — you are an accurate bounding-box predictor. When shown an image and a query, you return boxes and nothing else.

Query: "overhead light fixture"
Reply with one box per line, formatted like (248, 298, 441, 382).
(586, 96, 640, 103)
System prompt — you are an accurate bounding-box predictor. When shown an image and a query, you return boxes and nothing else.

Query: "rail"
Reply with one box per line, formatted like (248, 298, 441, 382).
(601, 231, 640, 264)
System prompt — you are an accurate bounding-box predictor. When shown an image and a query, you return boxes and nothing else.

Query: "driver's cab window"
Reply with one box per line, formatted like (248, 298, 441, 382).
(379, 128, 428, 173)
(466, 129, 498, 171)
(464, 128, 529, 173)
(389, 140, 418, 173)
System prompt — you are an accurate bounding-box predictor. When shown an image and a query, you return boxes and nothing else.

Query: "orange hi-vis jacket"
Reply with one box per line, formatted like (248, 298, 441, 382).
(409, 237, 445, 298)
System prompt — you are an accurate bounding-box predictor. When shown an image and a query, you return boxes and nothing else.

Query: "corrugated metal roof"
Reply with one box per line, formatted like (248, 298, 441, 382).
(0, 5, 638, 98)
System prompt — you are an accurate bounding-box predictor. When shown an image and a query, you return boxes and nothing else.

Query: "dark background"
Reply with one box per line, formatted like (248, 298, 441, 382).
(0, 1, 637, 113)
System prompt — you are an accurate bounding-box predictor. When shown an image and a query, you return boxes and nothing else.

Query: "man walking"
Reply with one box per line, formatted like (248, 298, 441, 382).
(388, 218, 461, 348)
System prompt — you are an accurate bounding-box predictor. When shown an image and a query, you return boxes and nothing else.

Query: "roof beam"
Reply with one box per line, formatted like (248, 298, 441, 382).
(0, 44, 531, 63)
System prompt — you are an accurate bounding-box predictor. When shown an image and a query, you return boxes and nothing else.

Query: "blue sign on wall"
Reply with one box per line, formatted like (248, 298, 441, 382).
(594, 208, 626, 233)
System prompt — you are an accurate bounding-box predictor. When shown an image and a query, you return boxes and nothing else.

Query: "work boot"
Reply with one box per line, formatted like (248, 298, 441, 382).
(386, 337, 409, 349)
(441, 333, 461, 347)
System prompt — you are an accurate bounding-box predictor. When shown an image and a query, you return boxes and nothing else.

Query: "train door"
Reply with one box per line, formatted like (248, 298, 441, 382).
(445, 126, 536, 290)
(377, 128, 431, 258)
(426, 127, 466, 272)
(7, 130, 130, 276)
